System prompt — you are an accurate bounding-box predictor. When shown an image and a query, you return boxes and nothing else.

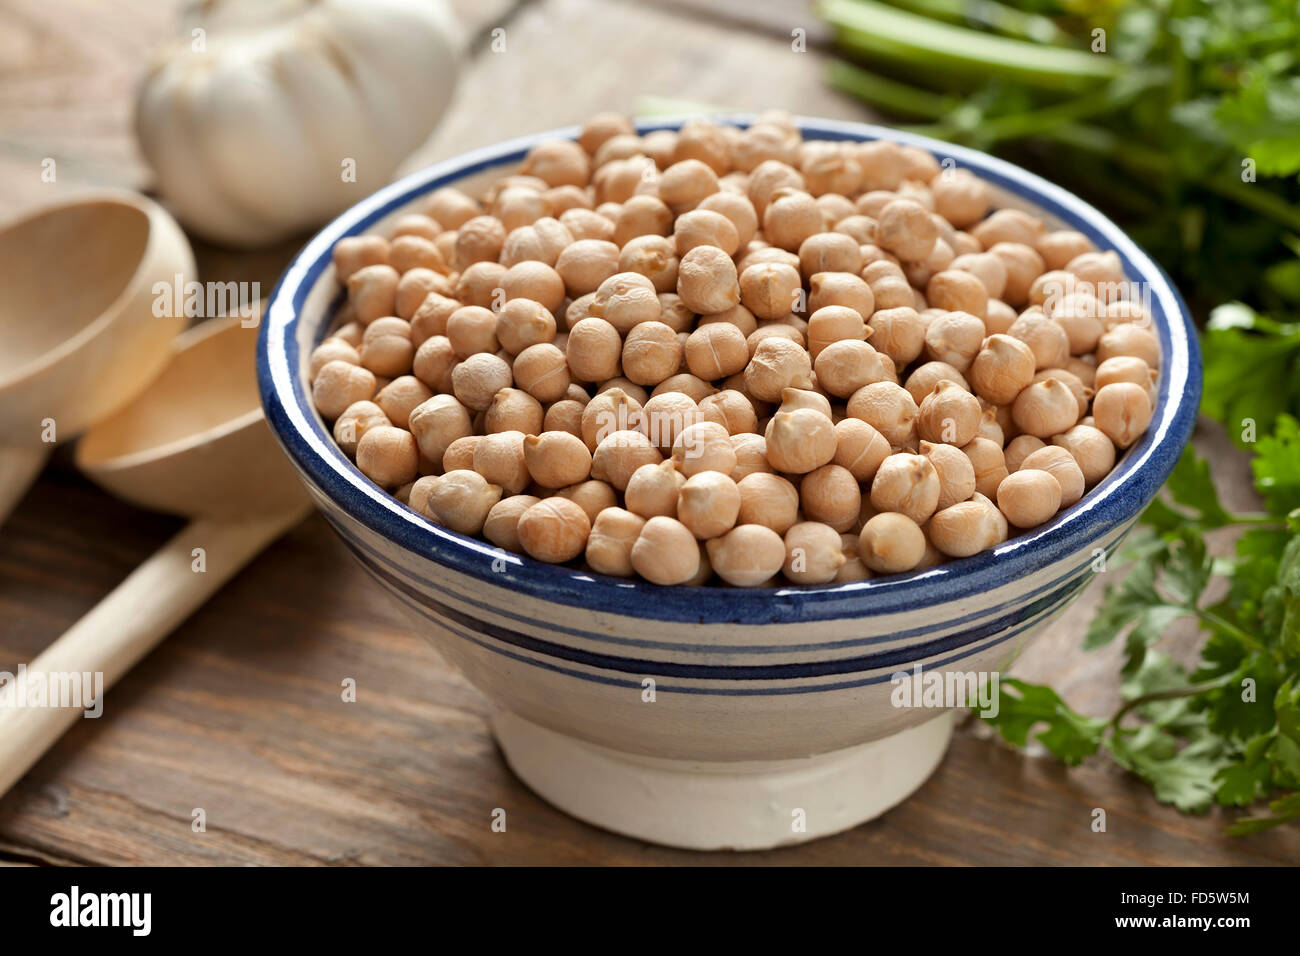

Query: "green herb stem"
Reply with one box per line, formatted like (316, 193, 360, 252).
(1194, 609, 1271, 655)
(819, 0, 1117, 90)
(1108, 672, 1236, 730)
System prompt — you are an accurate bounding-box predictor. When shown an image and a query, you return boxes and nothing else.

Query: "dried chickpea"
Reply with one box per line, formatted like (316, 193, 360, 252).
(640, 391, 698, 451)
(744, 336, 813, 402)
(798, 233, 862, 278)
(920, 440, 977, 510)
(493, 298, 555, 356)
(333, 235, 390, 283)
(832, 418, 891, 483)
(997, 469, 1062, 527)
(631, 516, 701, 585)
(806, 305, 866, 359)
(591, 430, 662, 490)
(374, 376, 433, 429)
(923, 310, 985, 372)
(565, 317, 622, 383)
(973, 209, 1044, 249)
(1097, 324, 1160, 368)
(1012, 377, 1079, 438)
(763, 188, 822, 252)
(672, 421, 737, 477)
(1092, 382, 1152, 449)
(334, 401, 389, 457)
(1037, 231, 1095, 272)
(736, 472, 799, 533)
(677, 245, 740, 315)
(1051, 424, 1115, 486)
(581, 388, 644, 450)
(858, 512, 926, 574)
(625, 459, 685, 519)
(782, 521, 846, 584)
(765, 408, 836, 474)
(869, 453, 940, 524)
(916, 379, 982, 446)
(776, 386, 832, 419)
(585, 507, 647, 577)
(516, 497, 591, 563)
(1008, 310, 1071, 370)
(814, 340, 893, 399)
(928, 498, 1002, 557)
(730, 433, 773, 480)
(513, 343, 571, 403)
(619, 235, 680, 293)
(543, 398, 586, 438)
(904, 360, 968, 404)
(674, 209, 740, 257)
(359, 317, 414, 377)
(314, 360, 377, 420)
(451, 352, 512, 411)
(739, 263, 802, 319)
(555, 239, 620, 297)
(800, 464, 861, 532)
(697, 390, 757, 435)
(677, 471, 742, 538)
(310, 337, 360, 380)
(877, 199, 938, 261)
(698, 191, 758, 248)
(847, 382, 917, 448)
(555, 479, 618, 522)
(1094, 355, 1154, 396)
(969, 334, 1035, 405)
(685, 322, 749, 380)
(1004, 434, 1047, 472)
(474, 430, 530, 495)
(483, 495, 542, 553)
(927, 270, 988, 320)
(658, 159, 720, 212)
(348, 264, 400, 323)
(424, 470, 502, 534)
(961, 436, 1009, 498)
(441, 435, 480, 472)
(1020, 445, 1085, 508)
(560, 207, 616, 243)
(446, 306, 499, 358)
(485, 387, 543, 435)
(706, 525, 785, 587)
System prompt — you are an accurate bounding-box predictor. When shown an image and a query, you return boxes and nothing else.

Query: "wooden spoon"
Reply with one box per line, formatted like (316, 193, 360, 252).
(0, 191, 194, 526)
(0, 316, 311, 796)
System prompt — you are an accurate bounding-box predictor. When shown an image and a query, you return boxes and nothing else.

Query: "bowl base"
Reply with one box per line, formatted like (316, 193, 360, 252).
(491, 710, 956, 851)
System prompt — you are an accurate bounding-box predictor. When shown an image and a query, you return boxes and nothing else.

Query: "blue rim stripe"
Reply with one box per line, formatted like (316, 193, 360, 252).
(351, 538, 1089, 679)
(322, 505, 1128, 658)
(257, 115, 1200, 630)
(376, 572, 1082, 696)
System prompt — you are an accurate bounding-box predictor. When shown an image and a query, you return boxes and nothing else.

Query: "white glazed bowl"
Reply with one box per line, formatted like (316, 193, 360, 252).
(258, 117, 1200, 851)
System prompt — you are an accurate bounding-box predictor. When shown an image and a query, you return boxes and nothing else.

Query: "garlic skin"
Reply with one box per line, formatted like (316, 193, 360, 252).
(135, 0, 461, 247)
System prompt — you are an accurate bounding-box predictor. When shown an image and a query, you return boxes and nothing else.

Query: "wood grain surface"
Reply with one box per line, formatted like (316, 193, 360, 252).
(1, 0, 1295, 865)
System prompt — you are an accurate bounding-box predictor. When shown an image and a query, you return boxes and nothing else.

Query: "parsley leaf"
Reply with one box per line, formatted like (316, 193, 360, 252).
(980, 679, 1105, 765)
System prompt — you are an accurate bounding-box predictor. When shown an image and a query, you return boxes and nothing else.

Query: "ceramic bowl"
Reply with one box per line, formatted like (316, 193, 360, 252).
(258, 117, 1200, 851)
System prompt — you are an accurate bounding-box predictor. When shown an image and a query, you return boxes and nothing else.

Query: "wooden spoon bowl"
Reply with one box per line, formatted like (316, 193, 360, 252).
(0, 191, 194, 522)
(76, 315, 306, 519)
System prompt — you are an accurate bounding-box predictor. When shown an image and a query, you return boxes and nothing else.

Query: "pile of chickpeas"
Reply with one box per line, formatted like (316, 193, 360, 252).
(310, 111, 1159, 588)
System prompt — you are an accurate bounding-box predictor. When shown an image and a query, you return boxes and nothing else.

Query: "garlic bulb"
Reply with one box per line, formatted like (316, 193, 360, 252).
(135, 0, 461, 247)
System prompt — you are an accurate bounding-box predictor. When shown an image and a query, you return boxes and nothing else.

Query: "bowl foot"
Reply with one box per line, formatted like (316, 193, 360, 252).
(491, 710, 955, 851)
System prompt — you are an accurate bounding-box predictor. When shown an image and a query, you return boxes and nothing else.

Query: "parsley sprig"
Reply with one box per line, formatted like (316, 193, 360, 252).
(982, 435, 1300, 833)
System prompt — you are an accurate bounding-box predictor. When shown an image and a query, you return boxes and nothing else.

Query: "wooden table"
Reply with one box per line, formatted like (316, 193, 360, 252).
(2, 0, 1295, 865)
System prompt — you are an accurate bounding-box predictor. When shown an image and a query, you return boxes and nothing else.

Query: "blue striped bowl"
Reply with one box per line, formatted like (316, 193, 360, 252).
(258, 117, 1199, 850)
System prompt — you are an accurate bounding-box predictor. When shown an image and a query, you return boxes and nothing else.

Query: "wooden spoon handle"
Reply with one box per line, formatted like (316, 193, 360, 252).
(0, 446, 51, 528)
(0, 504, 310, 797)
